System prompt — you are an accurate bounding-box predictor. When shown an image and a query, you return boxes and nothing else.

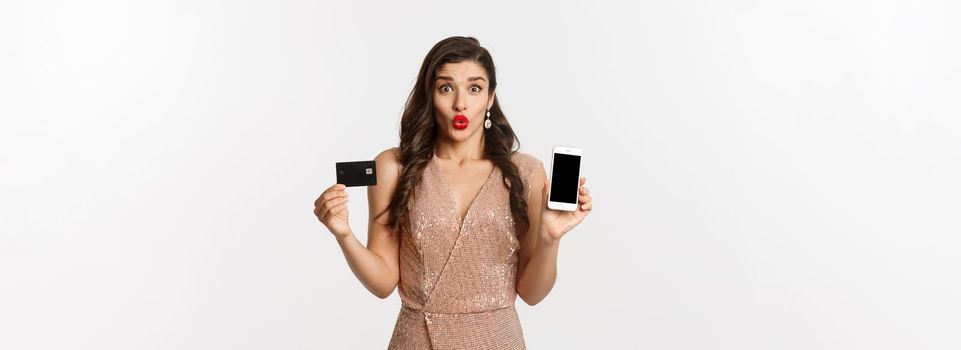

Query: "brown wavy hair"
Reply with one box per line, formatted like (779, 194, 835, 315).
(375, 36, 529, 239)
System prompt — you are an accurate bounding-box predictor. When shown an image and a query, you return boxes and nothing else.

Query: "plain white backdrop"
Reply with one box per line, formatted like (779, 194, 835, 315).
(2, 0, 960, 349)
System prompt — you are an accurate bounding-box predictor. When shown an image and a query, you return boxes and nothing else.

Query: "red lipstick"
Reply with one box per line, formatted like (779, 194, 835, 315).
(453, 115, 469, 130)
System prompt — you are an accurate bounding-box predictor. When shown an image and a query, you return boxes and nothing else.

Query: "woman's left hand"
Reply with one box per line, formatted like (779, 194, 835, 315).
(540, 177, 592, 241)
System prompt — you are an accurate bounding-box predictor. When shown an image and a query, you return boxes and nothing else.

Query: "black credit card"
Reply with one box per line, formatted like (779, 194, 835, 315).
(336, 160, 377, 187)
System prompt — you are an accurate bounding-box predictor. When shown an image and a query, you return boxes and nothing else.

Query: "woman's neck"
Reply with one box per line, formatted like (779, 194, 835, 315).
(434, 136, 486, 165)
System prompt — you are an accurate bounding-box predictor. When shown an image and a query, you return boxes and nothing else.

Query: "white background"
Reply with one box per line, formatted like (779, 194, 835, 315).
(2, 0, 960, 349)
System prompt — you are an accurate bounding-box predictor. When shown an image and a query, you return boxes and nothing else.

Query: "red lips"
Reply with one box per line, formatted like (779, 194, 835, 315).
(453, 115, 469, 130)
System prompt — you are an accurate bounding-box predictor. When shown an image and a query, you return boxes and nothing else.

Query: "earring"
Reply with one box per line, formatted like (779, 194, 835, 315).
(484, 110, 492, 129)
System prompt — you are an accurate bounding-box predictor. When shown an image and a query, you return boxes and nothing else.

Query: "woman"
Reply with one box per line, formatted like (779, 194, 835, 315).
(314, 36, 593, 349)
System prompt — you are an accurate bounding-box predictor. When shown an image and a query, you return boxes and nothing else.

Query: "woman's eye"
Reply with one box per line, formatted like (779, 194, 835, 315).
(438, 84, 482, 93)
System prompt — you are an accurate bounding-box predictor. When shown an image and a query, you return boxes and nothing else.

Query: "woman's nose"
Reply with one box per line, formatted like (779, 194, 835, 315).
(454, 91, 468, 111)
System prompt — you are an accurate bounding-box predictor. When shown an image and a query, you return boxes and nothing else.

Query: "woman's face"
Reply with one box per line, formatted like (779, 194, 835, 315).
(432, 61, 495, 143)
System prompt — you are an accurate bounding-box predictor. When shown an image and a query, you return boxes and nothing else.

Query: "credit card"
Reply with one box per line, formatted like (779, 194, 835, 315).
(336, 160, 377, 187)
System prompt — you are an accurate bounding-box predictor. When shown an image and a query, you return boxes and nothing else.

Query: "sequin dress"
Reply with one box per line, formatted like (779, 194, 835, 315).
(387, 148, 543, 350)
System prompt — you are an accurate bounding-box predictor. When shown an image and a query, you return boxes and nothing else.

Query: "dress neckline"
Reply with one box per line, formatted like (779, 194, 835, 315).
(431, 153, 496, 224)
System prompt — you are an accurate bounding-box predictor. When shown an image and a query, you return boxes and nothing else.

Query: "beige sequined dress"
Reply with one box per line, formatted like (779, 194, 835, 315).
(387, 148, 543, 350)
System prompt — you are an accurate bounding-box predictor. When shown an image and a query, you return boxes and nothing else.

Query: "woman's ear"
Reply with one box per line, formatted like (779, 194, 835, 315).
(488, 90, 496, 110)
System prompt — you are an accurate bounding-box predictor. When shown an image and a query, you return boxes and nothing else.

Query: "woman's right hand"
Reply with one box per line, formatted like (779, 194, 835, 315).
(314, 183, 352, 239)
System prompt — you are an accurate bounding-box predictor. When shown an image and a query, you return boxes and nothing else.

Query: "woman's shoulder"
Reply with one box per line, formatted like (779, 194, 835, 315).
(375, 147, 403, 176)
(387, 146, 401, 159)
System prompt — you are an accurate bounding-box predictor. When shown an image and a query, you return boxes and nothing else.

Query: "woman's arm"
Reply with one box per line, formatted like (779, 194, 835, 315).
(515, 230, 561, 306)
(516, 163, 593, 305)
(334, 148, 401, 299)
(515, 164, 558, 305)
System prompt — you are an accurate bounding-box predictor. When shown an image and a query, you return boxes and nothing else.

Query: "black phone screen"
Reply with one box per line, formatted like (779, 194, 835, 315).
(549, 153, 581, 204)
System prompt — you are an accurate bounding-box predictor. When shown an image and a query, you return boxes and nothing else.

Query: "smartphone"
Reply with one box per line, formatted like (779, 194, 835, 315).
(547, 146, 582, 211)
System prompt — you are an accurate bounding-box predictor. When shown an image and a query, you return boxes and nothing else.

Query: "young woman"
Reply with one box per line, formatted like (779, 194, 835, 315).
(314, 36, 593, 349)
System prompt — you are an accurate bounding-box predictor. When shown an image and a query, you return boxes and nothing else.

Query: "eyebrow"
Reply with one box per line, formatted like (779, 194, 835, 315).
(435, 76, 487, 83)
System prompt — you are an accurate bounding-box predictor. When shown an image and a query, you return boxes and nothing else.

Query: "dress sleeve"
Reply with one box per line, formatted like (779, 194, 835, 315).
(522, 156, 545, 200)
